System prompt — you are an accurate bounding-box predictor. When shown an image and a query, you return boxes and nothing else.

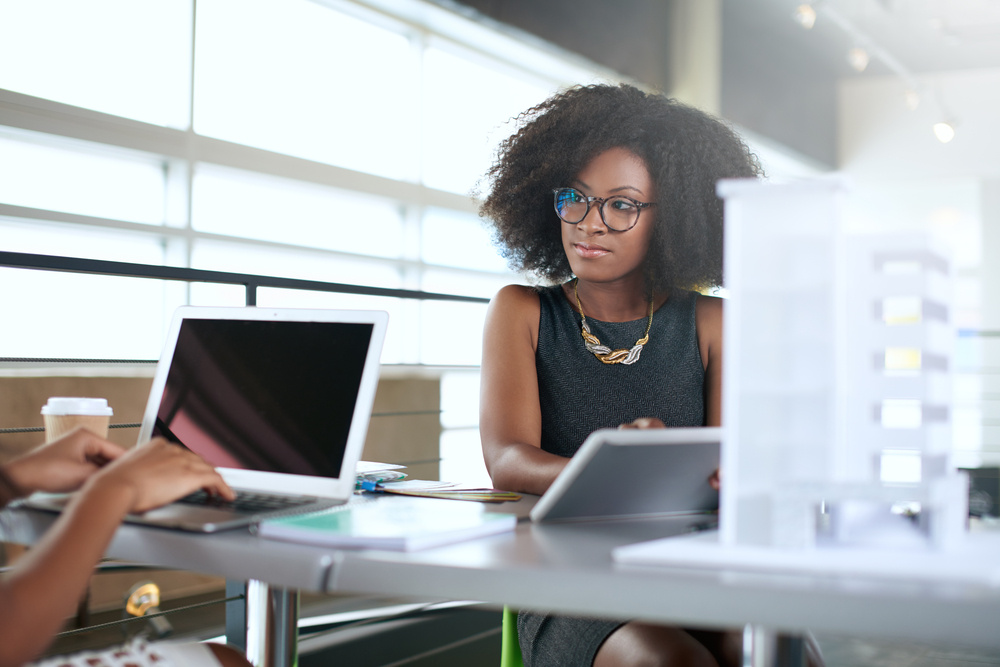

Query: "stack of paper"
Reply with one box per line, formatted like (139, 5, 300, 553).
(258, 496, 517, 551)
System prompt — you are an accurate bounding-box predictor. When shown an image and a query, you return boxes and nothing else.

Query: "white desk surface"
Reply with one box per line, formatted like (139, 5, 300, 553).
(0, 503, 337, 592)
(5, 496, 1000, 652)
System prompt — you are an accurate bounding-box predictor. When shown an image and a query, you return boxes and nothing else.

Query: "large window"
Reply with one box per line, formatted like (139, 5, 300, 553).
(0, 0, 607, 363)
(0, 0, 192, 127)
(0, 0, 611, 485)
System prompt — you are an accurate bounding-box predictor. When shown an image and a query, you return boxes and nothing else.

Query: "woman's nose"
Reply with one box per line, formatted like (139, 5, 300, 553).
(576, 203, 606, 234)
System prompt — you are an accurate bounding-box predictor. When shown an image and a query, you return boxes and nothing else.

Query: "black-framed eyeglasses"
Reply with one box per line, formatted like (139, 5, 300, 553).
(552, 187, 656, 232)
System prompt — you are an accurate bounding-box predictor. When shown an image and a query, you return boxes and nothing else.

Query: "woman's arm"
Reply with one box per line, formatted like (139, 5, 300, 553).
(0, 438, 234, 667)
(695, 294, 724, 427)
(480, 285, 572, 495)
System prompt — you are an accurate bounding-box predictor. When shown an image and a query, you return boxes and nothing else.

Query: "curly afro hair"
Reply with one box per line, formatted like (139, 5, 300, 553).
(478, 83, 762, 291)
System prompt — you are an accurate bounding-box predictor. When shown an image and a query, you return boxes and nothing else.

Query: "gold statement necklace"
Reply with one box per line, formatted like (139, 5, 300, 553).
(573, 279, 654, 365)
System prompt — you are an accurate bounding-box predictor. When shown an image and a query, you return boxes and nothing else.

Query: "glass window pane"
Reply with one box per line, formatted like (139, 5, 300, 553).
(440, 370, 480, 429)
(255, 289, 409, 365)
(422, 42, 556, 195)
(0, 219, 166, 264)
(194, 0, 418, 180)
(0, 269, 177, 360)
(0, 0, 192, 127)
(189, 283, 248, 308)
(0, 133, 166, 224)
(0, 222, 175, 358)
(439, 427, 491, 487)
(419, 301, 487, 366)
(421, 268, 513, 300)
(192, 166, 404, 258)
(191, 240, 402, 289)
(421, 208, 508, 272)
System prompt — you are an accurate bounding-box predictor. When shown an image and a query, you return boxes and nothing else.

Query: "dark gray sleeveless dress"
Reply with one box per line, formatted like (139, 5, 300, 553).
(518, 284, 706, 667)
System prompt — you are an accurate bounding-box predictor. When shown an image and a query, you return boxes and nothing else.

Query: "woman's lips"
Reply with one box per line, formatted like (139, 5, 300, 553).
(573, 243, 610, 258)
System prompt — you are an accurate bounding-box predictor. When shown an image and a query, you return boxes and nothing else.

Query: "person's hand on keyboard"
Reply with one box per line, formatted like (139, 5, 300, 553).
(0, 434, 242, 667)
(84, 438, 235, 514)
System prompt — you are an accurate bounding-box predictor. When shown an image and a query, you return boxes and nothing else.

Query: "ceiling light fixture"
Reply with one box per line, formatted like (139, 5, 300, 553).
(792, 4, 817, 30)
(933, 121, 956, 143)
(847, 46, 870, 72)
(788, 3, 961, 143)
(930, 88, 958, 143)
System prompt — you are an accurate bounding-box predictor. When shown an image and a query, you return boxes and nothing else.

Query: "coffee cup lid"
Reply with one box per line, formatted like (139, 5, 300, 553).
(41, 397, 114, 416)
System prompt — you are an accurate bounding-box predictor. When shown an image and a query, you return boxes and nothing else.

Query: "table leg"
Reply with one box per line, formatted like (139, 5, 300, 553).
(775, 635, 807, 667)
(743, 625, 807, 667)
(225, 580, 247, 652)
(743, 624, 774, 667)
(245, 579, 299, 667)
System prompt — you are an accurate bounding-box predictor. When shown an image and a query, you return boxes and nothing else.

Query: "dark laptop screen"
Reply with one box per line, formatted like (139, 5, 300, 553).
(152, 319, 373, 477)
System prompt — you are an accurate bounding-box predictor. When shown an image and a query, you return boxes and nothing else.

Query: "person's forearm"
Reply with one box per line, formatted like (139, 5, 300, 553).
(486, 443, 569, 495)
(0, 481, 133, 667)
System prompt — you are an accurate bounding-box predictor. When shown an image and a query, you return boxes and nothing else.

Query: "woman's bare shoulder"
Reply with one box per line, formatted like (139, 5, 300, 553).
(485, 284, 542, 349)
(695, 292, 723, 319)
(491, 284, 542, 316)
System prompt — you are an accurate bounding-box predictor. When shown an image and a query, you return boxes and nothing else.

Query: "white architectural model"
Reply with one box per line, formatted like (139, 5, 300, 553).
(718, 177, 966, 553)
(614, 178, 990, 582)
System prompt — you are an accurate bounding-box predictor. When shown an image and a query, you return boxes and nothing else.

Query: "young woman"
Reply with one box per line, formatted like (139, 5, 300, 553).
(0, 428, 251, 667)
(478, 84, 762, 667)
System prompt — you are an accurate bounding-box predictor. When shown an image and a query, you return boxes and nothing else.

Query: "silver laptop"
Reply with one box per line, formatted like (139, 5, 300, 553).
(530, 427, 721, 523)
(26, 306, 388, 532)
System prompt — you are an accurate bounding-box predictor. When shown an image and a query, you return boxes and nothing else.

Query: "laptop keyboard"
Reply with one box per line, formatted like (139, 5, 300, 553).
(177, 490, 317, 514)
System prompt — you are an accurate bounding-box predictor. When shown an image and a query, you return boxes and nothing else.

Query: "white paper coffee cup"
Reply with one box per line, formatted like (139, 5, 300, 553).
(41, 397, 114, 441)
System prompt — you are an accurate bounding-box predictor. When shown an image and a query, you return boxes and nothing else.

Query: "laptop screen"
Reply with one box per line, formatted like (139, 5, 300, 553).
(151, 317, 374, 479)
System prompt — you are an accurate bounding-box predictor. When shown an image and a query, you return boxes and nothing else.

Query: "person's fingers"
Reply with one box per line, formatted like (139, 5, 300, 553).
(151, 443, 235, 503)
(709, 468, 721, 491)
(202, 476, 236, 502)
(618, 417, 666, 430)
(94, 440, 235, 512)
(81, 432, 126, 466)
(173, 447, 235, 501)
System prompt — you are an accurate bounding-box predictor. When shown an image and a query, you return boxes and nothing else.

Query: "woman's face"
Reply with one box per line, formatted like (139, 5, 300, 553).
(560, 147, 658, 288)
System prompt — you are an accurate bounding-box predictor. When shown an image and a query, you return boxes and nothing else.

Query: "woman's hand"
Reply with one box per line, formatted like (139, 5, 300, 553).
(4, 427, 125, 495)
(618, 417, 666, 430)
(85, 438, 235, 514)
(0, 438, 232, 667)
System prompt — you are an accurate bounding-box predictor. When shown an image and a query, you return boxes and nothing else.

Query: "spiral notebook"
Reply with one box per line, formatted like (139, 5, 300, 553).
(258, 495, 517, 551)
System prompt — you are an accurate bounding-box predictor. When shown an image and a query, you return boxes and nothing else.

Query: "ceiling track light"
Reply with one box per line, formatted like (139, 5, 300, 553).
(788, 3, 959, 143)
(792, 3, 817, 30)
(930, 87, 958, 143)
(847, 46, 870, 72)
(933, 121, 956, 143)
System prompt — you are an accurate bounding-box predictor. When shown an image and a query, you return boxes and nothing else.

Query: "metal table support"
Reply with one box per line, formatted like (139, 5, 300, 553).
(245, 580, 299, 667)
(743, 625, 808, 667)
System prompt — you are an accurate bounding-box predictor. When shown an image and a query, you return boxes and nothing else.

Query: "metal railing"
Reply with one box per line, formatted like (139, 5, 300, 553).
(0, 249, 469, 454)
(0, 250, 490, 308)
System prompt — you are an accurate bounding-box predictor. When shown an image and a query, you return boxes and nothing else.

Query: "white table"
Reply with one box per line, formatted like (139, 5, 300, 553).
(5, 496, 1000, 667)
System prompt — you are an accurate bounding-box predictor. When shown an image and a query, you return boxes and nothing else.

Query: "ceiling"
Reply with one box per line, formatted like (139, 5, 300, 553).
(725, 0, 1000, 166)
(728, 0, 1000, 78)
(448, 0, 1000, 167)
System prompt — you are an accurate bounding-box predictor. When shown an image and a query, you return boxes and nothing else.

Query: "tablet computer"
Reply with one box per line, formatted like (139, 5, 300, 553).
(529, 426, 721, 523)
